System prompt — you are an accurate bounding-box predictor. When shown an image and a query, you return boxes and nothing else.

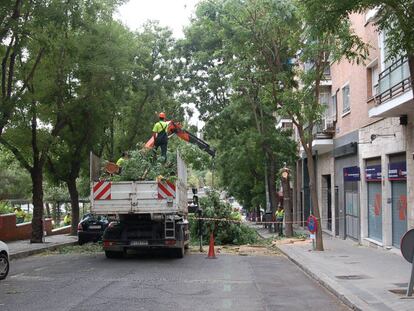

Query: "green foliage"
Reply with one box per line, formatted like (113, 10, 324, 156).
(114, 150, 177, 182)
(0, 202, 13, 215)
(302, 0, 414, 61)
(190, 191, 258, 245)
(180, 0, 298, 211)
(0, 147, 31, 200)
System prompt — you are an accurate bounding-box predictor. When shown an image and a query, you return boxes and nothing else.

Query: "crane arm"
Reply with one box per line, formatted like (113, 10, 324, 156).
(169, 121, 216, 157)
(144, 121, 216, 157)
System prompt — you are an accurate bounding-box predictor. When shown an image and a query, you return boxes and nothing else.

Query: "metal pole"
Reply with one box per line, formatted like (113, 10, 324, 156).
(407, 256, 414, 296)
(198, 209, 203, 252)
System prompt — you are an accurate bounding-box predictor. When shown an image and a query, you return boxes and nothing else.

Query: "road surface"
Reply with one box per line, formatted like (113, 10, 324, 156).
(0, 250, 349, 311)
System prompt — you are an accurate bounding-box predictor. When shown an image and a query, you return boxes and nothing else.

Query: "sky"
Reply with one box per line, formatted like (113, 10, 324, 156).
(116, 0, 203, 128)
(116, 0, 200, 38)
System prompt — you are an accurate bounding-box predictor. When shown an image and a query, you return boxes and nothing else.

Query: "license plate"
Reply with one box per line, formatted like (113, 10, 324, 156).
(89, 225, 101, 229)
(130, 240, 148, 246)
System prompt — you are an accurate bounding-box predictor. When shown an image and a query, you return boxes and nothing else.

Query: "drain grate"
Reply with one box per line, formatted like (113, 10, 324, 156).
(335, 275, 368, 280)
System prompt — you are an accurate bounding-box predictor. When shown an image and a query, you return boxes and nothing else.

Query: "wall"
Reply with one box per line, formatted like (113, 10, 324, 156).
(331, 13, 381, 139)
(334, 130, 359, 239)
(359, 117, 407, 247)
(316, 152, 335, 235)
(0, 214, 54, 242)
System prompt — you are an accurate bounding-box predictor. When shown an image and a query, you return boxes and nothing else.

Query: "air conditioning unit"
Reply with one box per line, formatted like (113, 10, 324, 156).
(323, 118, 335, 132)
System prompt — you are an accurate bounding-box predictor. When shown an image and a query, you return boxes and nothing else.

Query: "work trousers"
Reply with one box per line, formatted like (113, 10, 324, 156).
(156, 142, 168, 160)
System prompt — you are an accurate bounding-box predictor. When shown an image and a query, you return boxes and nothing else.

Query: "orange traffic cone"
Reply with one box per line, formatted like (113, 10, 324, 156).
(206, 232, 217, 259)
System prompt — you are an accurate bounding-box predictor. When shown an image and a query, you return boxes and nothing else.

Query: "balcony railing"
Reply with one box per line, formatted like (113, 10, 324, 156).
(375, 58, 411, 105)
(312, 119, 334, 139)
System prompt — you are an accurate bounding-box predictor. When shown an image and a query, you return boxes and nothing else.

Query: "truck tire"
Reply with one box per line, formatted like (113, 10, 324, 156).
(105, 250, 123, 259)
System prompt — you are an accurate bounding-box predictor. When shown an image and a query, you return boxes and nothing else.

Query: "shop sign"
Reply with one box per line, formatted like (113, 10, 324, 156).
(343, 166, 360, 182)
(388, 162, 407, 181)
(365, 165, 382, 181)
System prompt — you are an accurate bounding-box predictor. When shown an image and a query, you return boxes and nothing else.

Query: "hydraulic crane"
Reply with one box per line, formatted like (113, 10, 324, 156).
(145, 120, 216, 157)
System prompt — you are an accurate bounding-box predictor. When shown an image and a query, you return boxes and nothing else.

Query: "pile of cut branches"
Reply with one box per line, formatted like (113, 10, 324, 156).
(108, 150, 177, 182)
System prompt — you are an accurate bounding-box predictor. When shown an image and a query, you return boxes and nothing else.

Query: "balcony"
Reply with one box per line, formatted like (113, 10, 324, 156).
(311, 120, 334, 154)
(276, 118, 293, 130)
(369, 58, 414, 117)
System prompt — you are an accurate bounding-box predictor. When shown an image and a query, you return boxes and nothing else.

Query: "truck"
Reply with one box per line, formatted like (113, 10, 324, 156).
(90, 152, 189, 258)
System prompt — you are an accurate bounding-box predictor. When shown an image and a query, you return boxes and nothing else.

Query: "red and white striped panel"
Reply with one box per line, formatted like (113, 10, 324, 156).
(158, 181, 176, 199)
(93, 181, 112, 200)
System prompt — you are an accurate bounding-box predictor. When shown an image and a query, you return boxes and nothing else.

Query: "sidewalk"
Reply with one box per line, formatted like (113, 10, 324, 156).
(7, 234, 77, 260)
(249, 222, 414, 311)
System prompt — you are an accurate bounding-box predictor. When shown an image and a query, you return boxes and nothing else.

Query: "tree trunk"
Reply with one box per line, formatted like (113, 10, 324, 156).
(67, 177, 79, 236)
(45, 203, 51, 218)
(282, 169, 293, 237)
(52, 202, 58, 224)
(30, 167, 44, 243)
(268, 159, 278, 216)
(306, 151, 324, 251)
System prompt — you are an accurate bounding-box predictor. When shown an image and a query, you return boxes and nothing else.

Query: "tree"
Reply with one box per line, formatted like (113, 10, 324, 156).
(111, 22, 184, 159)
(0, 2, 46, 138)
(0, 0, 125, 242)
(47, 17, 135, 235)
(303, 0, 414, 92)
(180, 0, 297, 218)
(0, 147, 31, 200)
(277, 3, 367, 250)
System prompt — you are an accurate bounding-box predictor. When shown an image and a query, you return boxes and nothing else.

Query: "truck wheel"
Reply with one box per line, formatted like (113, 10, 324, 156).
(105, 251, 123, 259)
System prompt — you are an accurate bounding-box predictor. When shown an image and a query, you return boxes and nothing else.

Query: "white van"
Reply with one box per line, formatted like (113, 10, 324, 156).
(0, 241, 9, 280)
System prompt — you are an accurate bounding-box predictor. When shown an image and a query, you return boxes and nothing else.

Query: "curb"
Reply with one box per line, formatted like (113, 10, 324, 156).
(10, 241, 77, 260)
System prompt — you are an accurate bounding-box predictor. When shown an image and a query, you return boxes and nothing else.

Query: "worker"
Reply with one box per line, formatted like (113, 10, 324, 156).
(64, 212, 71, 226)
(152, 112, 169, 161)
(116, 152, 129, 173)
(14, 207, 26, 224)
(275, 206, 284, 236)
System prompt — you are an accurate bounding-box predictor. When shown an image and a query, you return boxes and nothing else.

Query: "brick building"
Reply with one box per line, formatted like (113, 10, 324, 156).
(293, 10, 413, 249)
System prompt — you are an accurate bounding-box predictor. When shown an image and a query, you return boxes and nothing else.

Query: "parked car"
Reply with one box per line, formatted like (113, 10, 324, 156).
(0, 241, 10, 280)
(77, 214, 109, 245)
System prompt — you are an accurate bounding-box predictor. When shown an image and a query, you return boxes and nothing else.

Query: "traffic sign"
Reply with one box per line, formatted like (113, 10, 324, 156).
(307, 215, 318, 234)
(401, 229, 414, 263)
(400, 229, 414, 296)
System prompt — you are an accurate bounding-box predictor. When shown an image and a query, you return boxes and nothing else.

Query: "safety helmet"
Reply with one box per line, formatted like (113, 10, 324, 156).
(159, 112, 166, 119)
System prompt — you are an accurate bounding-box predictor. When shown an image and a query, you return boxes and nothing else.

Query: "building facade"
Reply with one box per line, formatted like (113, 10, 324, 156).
(293, 10, 414, 250)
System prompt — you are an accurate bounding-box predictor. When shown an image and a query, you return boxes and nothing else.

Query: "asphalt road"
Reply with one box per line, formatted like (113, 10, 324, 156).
(0, 251, 349, 311)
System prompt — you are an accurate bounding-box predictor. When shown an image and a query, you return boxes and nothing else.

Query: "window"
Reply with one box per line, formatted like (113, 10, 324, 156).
(371, 65, 379, 96)
(342, 85, 350, 114)
(331, 94, 337, 121)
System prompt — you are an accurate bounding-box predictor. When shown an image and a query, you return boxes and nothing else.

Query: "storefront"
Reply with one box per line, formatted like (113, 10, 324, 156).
(343, 166, 360, 240)
(388, 159, 407, 248)
(365, 162, 382, 242)
(334, 130, 359, 239)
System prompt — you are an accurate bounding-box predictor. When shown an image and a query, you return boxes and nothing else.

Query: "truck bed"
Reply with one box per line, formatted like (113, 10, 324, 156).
(90, 152, 188, 215)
